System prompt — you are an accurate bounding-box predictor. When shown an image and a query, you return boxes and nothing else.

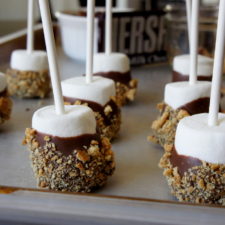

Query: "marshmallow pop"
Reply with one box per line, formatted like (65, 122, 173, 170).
(6, 0, 51, 98)
(93, 0, 138, 107)
(149, 1, 212, 148)
(172, 1, 213, 83)
(160, 0, 225, 204)
(172, 0, 213, 82)
(0, 72, 13, 125)
(172, 54, 213, 82)
(24, 0, 115, 192)
(61, 0, 121, 141)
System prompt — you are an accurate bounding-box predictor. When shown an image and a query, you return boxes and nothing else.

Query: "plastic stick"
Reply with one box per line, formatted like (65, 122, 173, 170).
(189, 0, 199, 85)
(208, 0, 225, 126)
(185, 0, 192, 50)
(85, 0, 95, 84)
(39, 0, 65, 115)
(27, 0, 35, 54)
(105, 0, 112, 54)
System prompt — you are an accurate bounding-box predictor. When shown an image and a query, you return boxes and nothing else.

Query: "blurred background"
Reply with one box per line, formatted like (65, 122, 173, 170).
(0, 0, 220, 64)
(0, 0, 219, 36)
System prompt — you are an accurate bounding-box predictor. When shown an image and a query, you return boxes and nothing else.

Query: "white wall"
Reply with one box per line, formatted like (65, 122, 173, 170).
(0, 0, 80, 21)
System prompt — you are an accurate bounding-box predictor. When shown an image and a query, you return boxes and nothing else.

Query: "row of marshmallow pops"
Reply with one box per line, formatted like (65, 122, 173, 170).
(175, 0, 225, 164)
(23, 0, 135, 192)
(29, 0, 225, 200)
(150, 0, 213, 147)
(156, 0, 225, 204)
(0, 0, 138, 191)
(5, 0, 137, 106)
(60, 1, 122, 141)
(3, 0, 138, 140)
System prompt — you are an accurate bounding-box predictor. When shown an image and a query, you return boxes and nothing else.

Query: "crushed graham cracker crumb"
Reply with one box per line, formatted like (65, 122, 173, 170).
(24, 128, 115, 193)
(6, 69, 51, 98)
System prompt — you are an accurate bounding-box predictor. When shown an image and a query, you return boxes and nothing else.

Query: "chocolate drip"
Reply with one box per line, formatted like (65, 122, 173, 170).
(35, 132, 101, 156)
(170, 147, 202, 176)
(172, 71, 212, 82)
(179, 97, 210, 115)
(63, 97, 119, 126)
(94, 71, 132, 85)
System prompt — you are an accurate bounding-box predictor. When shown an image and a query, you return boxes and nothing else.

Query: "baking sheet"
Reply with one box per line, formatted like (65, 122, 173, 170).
(0, 47, 175, 201)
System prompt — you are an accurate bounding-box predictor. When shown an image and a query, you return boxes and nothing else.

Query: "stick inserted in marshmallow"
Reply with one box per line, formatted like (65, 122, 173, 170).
(189, 0, 199, 85)
(185, 0, 192, 50)
(208, 0, 225, 127)
(27, 0, 35, 54)
(39, 0, 65, 115)
(86, 0, 95, 84)
(105, 0, 112, 55)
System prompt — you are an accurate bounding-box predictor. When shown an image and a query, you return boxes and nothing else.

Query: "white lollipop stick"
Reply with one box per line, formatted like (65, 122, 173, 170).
(86, 0, 95, 84)
(185, 0, 192, 50)
(208, 0, 225, 127)
(27, 0, 35, 54)
(105, 0, 112, 55)
(39, 0, 65, 115)
(189, 0, 199, 85)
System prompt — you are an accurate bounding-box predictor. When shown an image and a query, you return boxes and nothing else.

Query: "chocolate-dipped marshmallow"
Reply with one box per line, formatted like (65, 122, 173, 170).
(24, 105, 115, 192)
(160, 114, 225, 204)
(6, 50, 51, 98)
(93, 53, 138, 106)
(62, 76, 121, 140)
(172, 54, 213, 82)
(149, 81, 211, 147)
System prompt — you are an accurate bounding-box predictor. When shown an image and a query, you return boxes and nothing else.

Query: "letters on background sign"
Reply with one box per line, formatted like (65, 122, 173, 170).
(107, 11, 167, 65)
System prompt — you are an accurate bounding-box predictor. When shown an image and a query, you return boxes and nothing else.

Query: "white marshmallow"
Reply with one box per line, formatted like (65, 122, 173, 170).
(173, 54, 213, 76)
(61, 76, 116, 106)
(0, 72, 7, 92)
(175, 113, 225, 164)
(93, 53, 130, 73)
(164, 81, 211, 109)
(32, 105, 96, 137)
(11, 50, 48, 72)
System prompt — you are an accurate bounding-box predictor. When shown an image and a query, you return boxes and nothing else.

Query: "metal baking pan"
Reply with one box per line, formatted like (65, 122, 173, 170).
(0, 25, 225, 225)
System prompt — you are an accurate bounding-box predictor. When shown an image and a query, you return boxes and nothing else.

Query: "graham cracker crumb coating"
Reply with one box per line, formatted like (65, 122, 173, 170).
(116, 79, 138, 106)
(24, 128, 115, 193)
(6, 69, 51, 98)
(65, 98, 121, 141)
(149, 103, 189, 148)
(159, 149, 225, 205)
(0, 93, 12, 125)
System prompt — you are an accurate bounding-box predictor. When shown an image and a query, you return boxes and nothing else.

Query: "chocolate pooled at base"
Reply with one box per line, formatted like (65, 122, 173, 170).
(0, 89, 12, 125)
(64, 97, 121, 141)
(148, 97, 210, 148)
(94, 71, 138, 106)
(6, 69, 51, 98)
(23, 128, 115, 193)
(159, 145, 225, 205)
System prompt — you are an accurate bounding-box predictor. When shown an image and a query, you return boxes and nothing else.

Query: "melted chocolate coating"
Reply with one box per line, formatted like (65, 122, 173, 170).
(94, 71, 132, 85)
(179, 97, 210, 115)
(170, 147, 202, 176)
(35, 132, 101, 156)
(172, 71, 212, 82)
(63, 97, 119, 126)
